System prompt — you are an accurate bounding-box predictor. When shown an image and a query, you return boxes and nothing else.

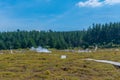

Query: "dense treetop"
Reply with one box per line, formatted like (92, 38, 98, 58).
(0, 22, 120, 50)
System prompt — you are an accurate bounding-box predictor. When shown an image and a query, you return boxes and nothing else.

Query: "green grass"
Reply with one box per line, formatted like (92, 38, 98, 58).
(0, 49, 119, 80)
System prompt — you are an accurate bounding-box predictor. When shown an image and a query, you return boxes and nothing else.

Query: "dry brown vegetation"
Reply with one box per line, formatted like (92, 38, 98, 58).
(0, 49, 120, 80)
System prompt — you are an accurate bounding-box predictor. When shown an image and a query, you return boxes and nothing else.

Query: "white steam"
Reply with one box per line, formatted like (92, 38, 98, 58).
(85, 59, 120, 67)
(30, 46, 51, 53)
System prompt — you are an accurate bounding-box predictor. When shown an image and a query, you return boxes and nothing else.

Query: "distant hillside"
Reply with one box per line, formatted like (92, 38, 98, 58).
(0, 22, 120, 50)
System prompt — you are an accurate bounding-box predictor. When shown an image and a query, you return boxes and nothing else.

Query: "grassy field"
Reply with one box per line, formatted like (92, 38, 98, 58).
(0, 49, 120, 80)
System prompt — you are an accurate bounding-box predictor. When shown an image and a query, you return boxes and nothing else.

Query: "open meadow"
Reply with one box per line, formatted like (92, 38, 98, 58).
(0, 49, 120, 80)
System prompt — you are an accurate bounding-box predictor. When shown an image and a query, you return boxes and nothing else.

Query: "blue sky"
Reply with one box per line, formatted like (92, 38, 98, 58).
(0, 0, 120, 31)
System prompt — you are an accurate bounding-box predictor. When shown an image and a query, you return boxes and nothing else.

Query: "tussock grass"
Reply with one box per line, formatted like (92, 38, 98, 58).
(0, 49, 119, 80)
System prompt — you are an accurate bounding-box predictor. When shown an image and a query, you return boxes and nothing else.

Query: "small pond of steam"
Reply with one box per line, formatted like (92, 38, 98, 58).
(30, 46, 51, 53)
(61, 55, 67, 59)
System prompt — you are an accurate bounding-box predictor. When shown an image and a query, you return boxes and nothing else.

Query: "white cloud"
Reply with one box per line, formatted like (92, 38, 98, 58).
(104, 0, 120, 5)
(76, 0, 102, 7)
(77, 0, 120, 8)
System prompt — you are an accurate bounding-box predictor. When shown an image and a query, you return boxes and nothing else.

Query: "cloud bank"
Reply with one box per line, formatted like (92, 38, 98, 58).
(77, 0, 120, 7)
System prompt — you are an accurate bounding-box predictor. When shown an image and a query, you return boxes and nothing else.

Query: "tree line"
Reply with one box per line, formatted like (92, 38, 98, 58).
(0, 22, 120, 50)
